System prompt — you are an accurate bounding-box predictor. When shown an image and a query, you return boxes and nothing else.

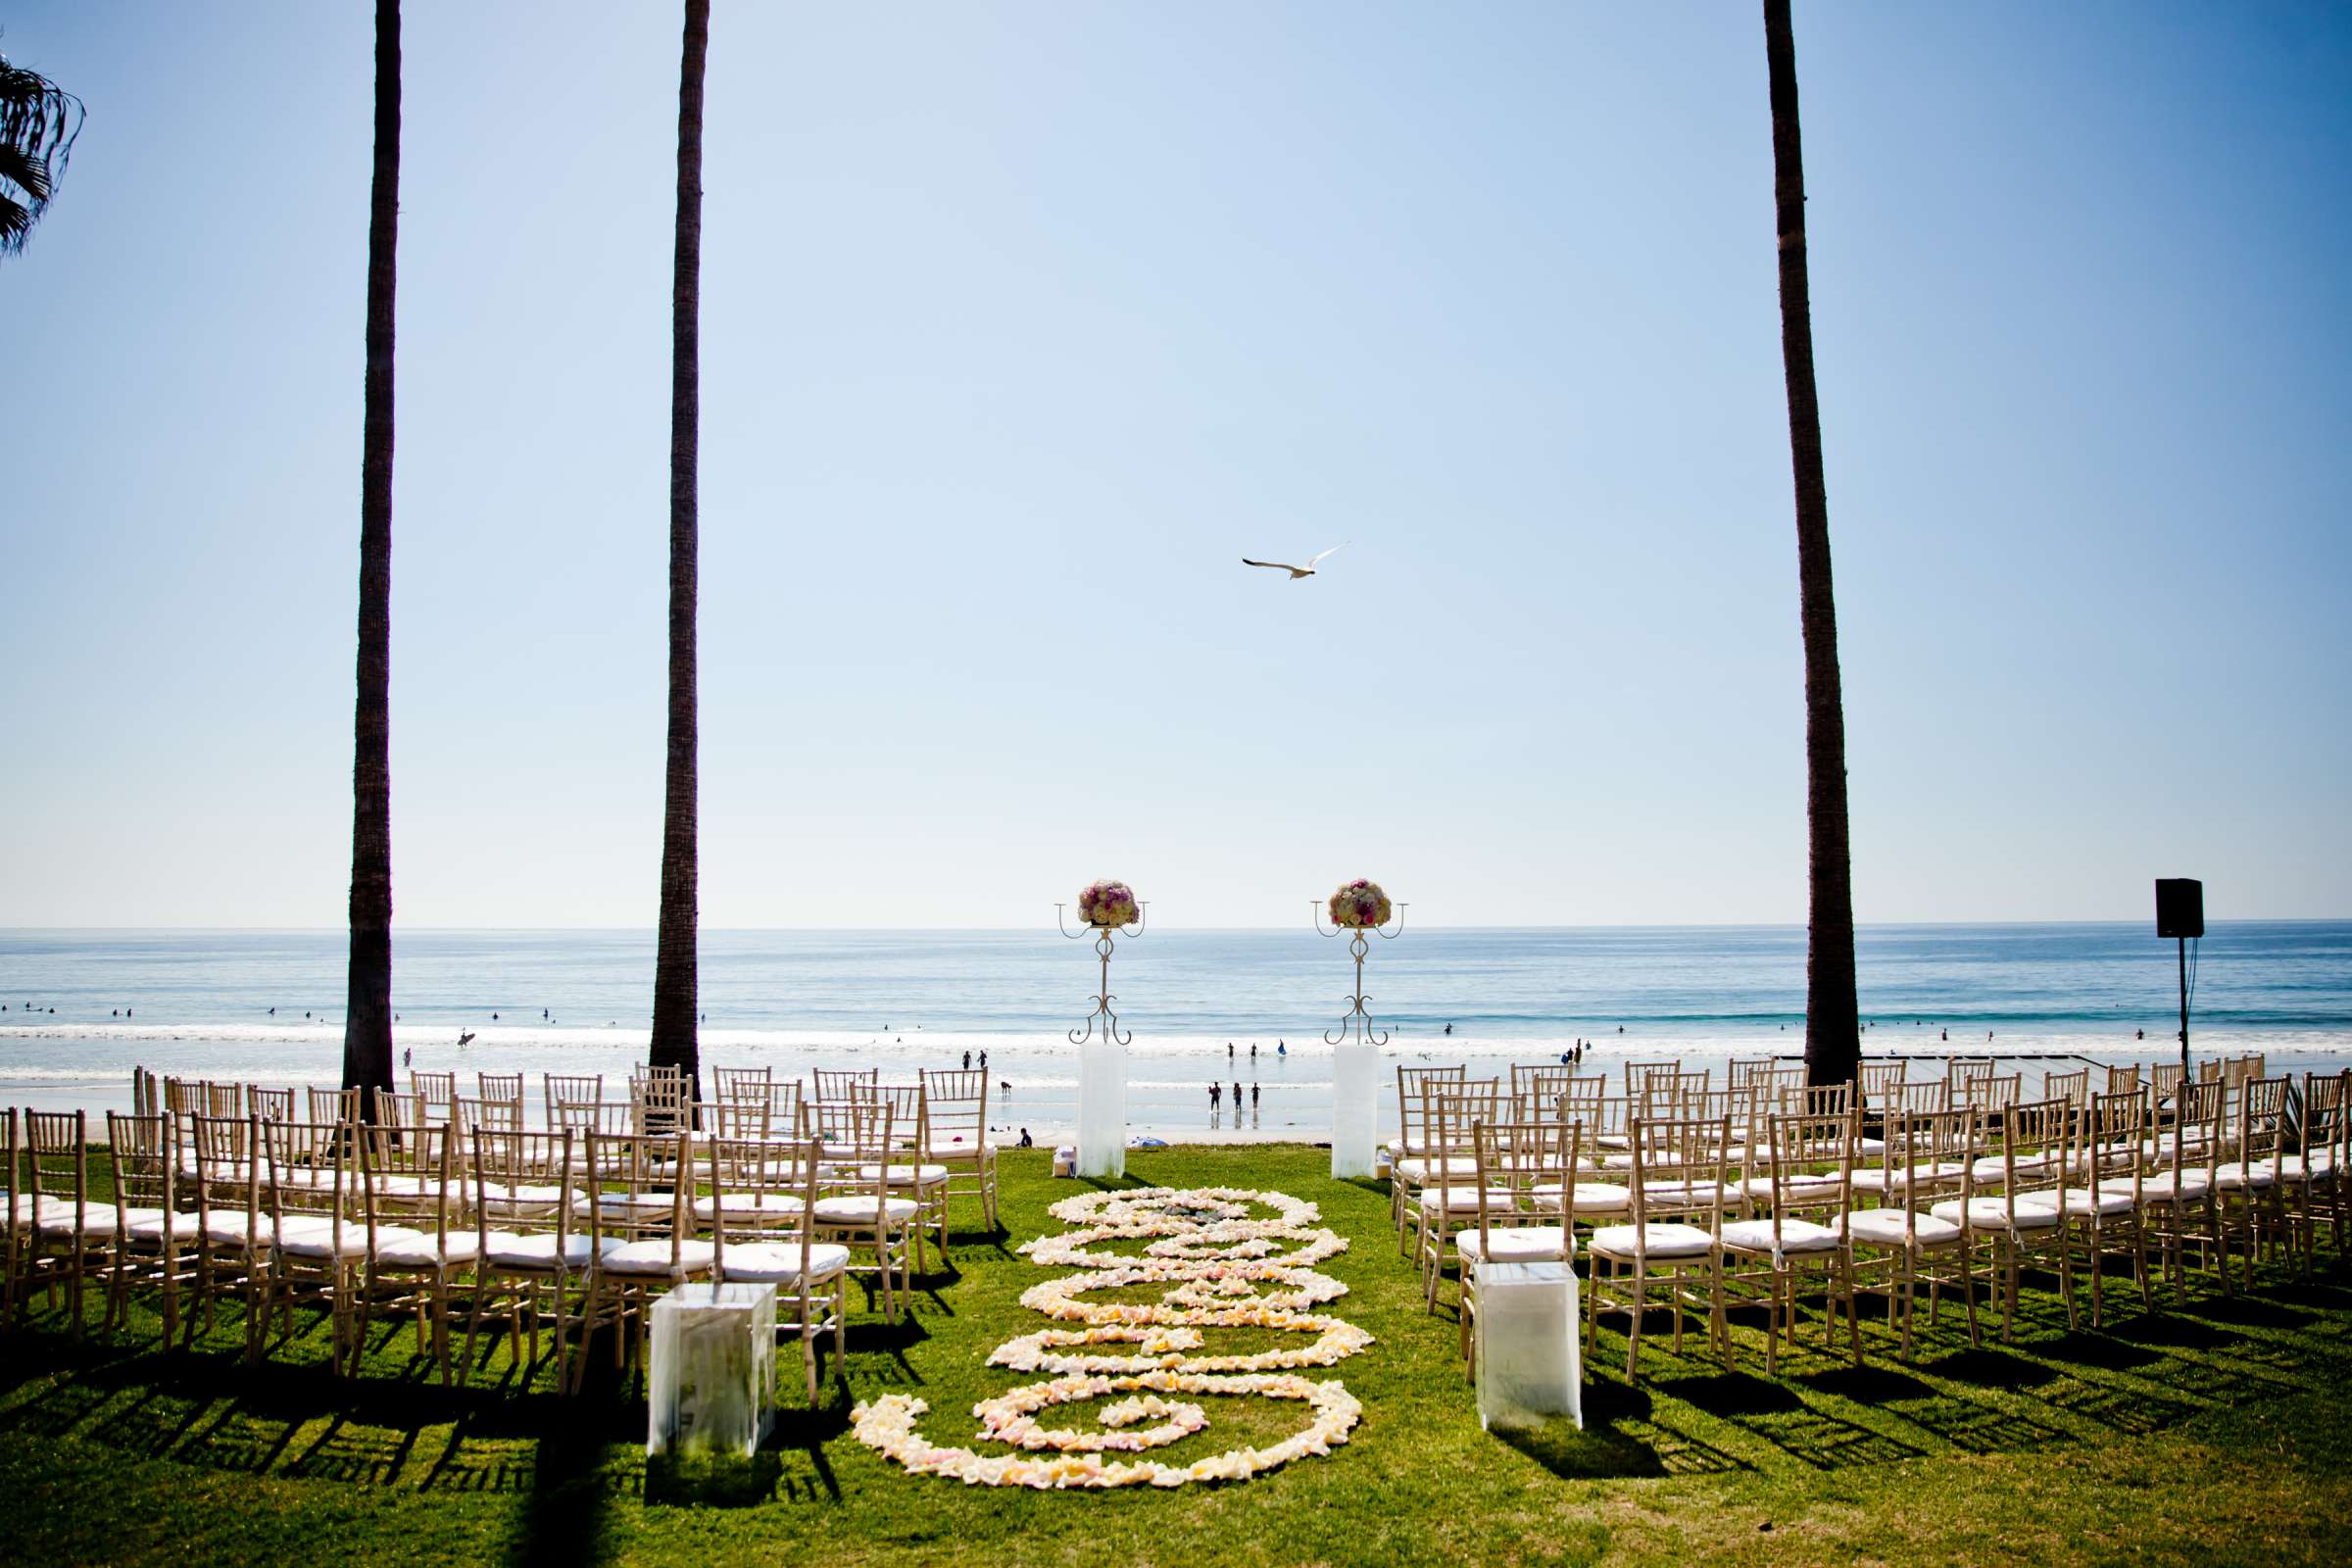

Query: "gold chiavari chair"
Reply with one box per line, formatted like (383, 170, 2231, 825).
(851, 1084, 947, 1271)
(308, 1086, 360, 1123)
(1391, 1065, 1472, 1245)
(1838, 1105, 1982, 1358)
(2277, 1071, 2347, 1269)
(372, 1087, 426, 1133)
(247, 1085, 294, 1124)
(466, 1127, 598, 1388)
(629, 1071, 689, 1137)
(918, 1068, 998, 1230)
(256, 1116, 377, 1372)
(810, 1067, 878, 1104)
(1414, 1083, 1506, 1313)
(2118, 1077, 2223, 1301)
(710, 1065, 772, 1104)
(807, 1098, 917, 1324)
(22, 1110, 114, 1333)
(1586, 1114, 1734, 1380)
(103, 1110, 202, 1346)
(2, 1106, 19, 1326)
(476, 1072, 525, 1127)
(1459, 1112, 1579, 1373)
(2022, 1088, 2151, 1327)
(1858, 1058, 1909, 1103)
(1722, 1109, 1861, 1372)
(2214, 1075, 2288, 1289)
(1935, 1097, 2075, 1341)
(570, 1127, 714, 1394)
(410, 1071, 457, 1126)
(2105, 1062, 2144, 1097)
(188, 1111, 271, 1353)
(709, 1135, 849, 1402)
(351, 1123, 470, 1383)
(544, 1073, 604, 1129)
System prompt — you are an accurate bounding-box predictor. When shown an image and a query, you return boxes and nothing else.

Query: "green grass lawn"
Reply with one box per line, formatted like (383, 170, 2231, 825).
(5, 1144, 2351, 1566)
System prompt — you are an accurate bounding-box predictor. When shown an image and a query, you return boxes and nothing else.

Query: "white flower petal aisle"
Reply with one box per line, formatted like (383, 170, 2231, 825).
(851, 1186, 1374, 1489)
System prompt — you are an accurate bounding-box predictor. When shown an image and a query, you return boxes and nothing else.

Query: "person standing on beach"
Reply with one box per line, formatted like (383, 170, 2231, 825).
(1228, 1042, 1234, 1060)
(1250, 1083, 1259, 1109)
(1232, 1080, 1243, 1107)
(1209, 1083, 1220, 1110)
(962, 1050, 971, 1070)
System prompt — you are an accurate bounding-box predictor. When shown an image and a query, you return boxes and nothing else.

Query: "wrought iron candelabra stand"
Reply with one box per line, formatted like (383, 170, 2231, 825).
(1057, 902, 1148, 1046)
(1312, 901, 1405, 1046)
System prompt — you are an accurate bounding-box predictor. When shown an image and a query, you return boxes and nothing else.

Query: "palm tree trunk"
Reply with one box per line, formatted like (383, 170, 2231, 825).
(1765, 0, 1860, 1086)
(649, 0, 710, 1102)
(341, 0, 399, 1110)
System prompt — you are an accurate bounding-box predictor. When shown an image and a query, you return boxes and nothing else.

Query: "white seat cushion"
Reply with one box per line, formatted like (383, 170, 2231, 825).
(374, 1232, 482, 1269)
(1588, 1222, 1716, 1259)
(2111, 1171, 2211, 1200)
(1530, 1181, 1632, 1214)
(810, 1196, 920, 1225)
(857, 1163, 949, 1185)
(1720, 1217, 1842, 1254)
(1929, 1197, 2063, 1231)
(691, 1193, 806, 1221)
(481, 1183, 569, 1207)
(2212, 1161, 2277, 1192)
(1837, 1207, 1962, 1247)
(571, 1192, 679, 1219)
(203, 1212, 335, 1248)
(1849, 1161, 1966, 1193)
(1394, 1156, 1480, 1183)
(2016, 1188, 2137, 1218)
(1417, 1187, 1517, 1214)
(481, 1230, 612, 1270)
(1736, 1176, 1845, 1201)
(2260, 1152, 2336, 1180)
(1638, 1180, 1736, 1207)
(279, 1223, 422, 1260)
(925, 1139, 989, 1159)
(1455, 1226, 1570, 1264)
(599, 1238, 717, 1277)
(1969, 1152, 2061, 1181)
(718, 1241, 854, 1285)
(122, 1207, 206, 1242)
(25, 1198, 118, 1233)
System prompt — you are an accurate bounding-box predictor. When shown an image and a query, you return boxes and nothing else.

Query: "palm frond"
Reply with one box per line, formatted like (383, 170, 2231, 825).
(0, 47, 83, 257)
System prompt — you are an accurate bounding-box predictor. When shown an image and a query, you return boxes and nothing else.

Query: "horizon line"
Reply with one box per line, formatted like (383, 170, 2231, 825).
(0, 917, 2341, 936)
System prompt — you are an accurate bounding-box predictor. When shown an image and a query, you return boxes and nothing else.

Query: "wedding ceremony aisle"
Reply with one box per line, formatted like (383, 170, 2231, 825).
(4, 1143, 2350, 1567)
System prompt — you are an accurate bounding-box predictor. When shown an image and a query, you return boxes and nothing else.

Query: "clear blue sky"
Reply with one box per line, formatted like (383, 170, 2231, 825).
(2, 2, 2346, 929)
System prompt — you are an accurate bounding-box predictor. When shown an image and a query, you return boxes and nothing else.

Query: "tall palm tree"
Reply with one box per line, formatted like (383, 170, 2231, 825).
(0, 47, 83, 257)
(1764, 0, 1860, 1086)
(341, 0, 400, 1109)
(649, 0, 710, 1101)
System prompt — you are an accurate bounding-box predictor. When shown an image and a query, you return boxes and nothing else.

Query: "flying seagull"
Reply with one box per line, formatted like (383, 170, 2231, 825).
(1243, 543, 1348, 580)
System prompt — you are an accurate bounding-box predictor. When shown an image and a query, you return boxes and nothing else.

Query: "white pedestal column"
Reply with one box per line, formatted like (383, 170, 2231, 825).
(1331, 1039, 1377, 1179)
(1475, 1259, 1582, 1432)
(1077, 1036, 1126, 1178)
(648, 1283, 777, 1457)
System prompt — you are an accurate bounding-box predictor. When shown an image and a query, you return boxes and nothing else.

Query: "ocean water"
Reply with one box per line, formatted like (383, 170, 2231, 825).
(1, 923, 2345, 1139)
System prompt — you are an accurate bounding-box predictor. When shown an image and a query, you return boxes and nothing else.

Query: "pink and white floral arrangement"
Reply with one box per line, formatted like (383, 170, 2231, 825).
(850, 1185, 1368, 1489)
(1326, 878, 1393, 930)
(1078, 878, 1140, 929)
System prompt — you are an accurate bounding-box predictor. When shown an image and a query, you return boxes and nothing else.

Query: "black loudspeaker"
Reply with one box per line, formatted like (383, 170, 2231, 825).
(2156, 878, 2204, 940)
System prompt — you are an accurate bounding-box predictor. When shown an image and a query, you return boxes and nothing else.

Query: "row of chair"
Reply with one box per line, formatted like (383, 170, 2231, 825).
(1388, 1060, 2344, 1382)
(7, 1065, 1004, 1402)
